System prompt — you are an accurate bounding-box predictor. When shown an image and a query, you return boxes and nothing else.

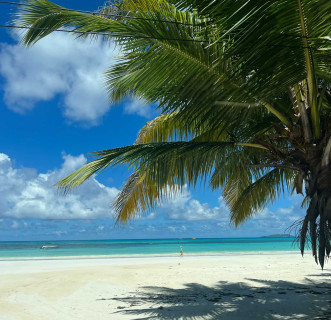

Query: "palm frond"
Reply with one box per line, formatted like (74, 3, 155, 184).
(227, 169, 295, 226)
(56, 141, 236, 193)
(113, 170, 182, 223)
(135, 111, 194, 143)
(175, 0, 331, 99)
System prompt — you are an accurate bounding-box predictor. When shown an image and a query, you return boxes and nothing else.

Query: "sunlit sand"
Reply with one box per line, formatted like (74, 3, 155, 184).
(0, 253, 330, 319)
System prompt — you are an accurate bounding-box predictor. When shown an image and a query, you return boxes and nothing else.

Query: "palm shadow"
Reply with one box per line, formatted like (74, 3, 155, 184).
(100, 277, 331, 320)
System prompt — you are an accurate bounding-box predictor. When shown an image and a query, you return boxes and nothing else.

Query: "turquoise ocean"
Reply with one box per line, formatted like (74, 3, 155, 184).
(0, 237, 297, 259)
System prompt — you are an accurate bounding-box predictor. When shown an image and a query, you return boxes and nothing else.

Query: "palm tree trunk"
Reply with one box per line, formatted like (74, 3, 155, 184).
(301, 161, 331, 269)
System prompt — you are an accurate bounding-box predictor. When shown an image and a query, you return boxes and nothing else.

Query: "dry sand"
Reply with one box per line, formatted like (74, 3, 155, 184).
(0, 253, 330, 320)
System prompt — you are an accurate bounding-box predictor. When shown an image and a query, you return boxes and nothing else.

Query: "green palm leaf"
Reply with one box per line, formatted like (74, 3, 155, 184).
(227, 169, 295, 226)
(56, 141, 236, 193)
(113, 171, 182, 224)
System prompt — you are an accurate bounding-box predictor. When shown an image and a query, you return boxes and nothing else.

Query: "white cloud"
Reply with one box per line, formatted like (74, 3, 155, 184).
(0, 32, 157, 125)
(158, 185, 304, 236)
(11, 221, 19, 229)
(168, 225, 187, 233)
(142, 212, 157, 220)
(123, 99, 154, 118)
(146, 225, 157, 232)
(252, 203, 303, 224)
(277, 207, 295, 215)
(162, 188, 229, 221)
(0, 152, 305, 237)
(216, 222, 227, 227)
(0, 153, 119, 219)
(0, 32, 119, 125)
(53, 230, 67, 237)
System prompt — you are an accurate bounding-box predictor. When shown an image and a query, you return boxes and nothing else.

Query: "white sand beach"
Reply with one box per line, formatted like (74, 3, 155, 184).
(0, 253, 330, 320)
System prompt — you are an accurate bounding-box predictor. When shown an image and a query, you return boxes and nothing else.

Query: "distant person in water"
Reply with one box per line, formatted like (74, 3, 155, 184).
(180, 246, 183, 257)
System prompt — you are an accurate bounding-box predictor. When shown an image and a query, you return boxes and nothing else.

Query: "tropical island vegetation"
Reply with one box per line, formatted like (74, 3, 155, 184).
(15, 0, 331, 268)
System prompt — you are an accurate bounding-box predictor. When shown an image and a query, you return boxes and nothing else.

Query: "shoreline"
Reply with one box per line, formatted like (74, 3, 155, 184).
(0, 250, 299, 261)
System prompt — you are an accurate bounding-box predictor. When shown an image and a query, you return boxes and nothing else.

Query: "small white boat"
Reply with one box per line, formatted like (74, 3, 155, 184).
(40, 245, 59, 249)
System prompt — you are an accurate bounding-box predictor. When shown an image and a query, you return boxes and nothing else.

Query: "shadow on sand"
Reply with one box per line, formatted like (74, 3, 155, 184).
(100, 273, 331, 320)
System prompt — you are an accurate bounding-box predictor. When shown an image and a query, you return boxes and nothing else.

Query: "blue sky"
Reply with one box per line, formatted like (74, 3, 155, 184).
(0, 0, 305, 241)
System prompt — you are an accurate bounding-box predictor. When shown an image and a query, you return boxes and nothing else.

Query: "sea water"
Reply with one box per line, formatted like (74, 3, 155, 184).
(0, 238, 297, 259)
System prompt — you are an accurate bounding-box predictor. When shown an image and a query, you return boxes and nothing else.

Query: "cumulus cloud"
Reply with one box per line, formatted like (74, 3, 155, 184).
(0, 153, 119, 219)
(252, 202, 304, 224)
(143, 212, 157, 220)
(146, 225, 157, 232)
(161, 187, 230, 221)
(123, 99, 154, 118)
(0, 152, 305, 239)
(156, 184, 305, 236)
(11, 220, 19, 229)
(0, 32, 119, 125)
(168, 225, 187, 233)
(53, 230, 67, 237)
(0, 32, 153, 124)
(168, 226, 176, 232)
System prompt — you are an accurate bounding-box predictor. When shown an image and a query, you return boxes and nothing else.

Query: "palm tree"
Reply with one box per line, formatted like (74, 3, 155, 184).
(15, 0, 331, 267)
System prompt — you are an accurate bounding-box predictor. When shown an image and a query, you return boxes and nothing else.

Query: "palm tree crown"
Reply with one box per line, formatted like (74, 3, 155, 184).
(14, 0, 331, 268)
